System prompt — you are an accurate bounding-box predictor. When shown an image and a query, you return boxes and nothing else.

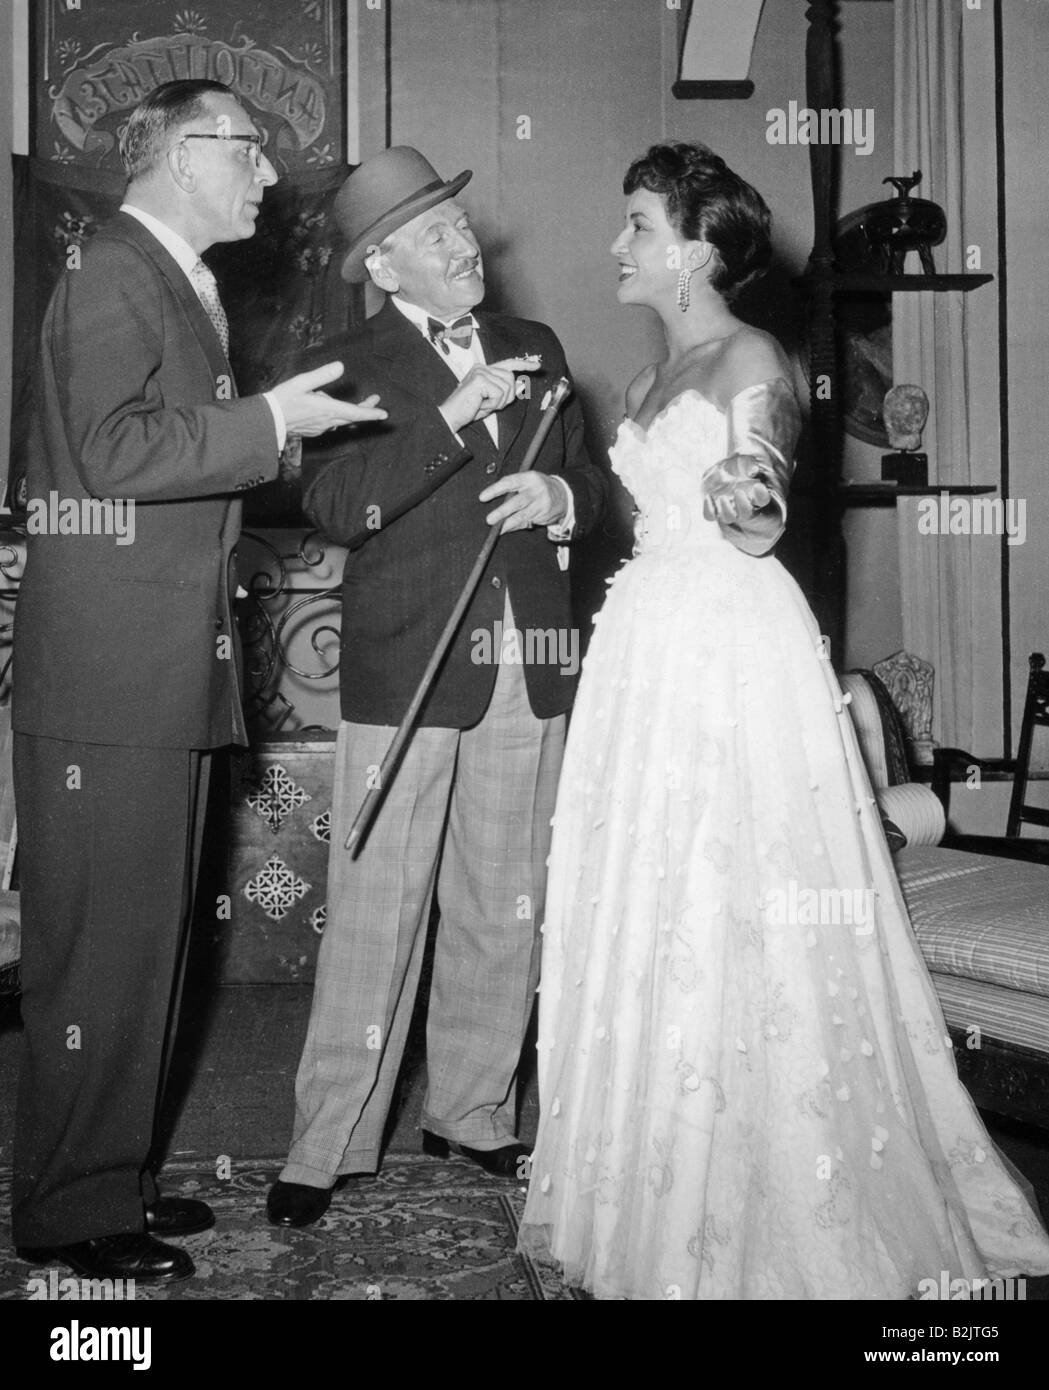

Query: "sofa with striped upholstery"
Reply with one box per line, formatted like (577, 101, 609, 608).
(843, 667, 1049, 1130)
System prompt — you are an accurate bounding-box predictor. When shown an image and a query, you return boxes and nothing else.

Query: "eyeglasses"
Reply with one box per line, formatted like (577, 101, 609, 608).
(177, 133, 264, 169)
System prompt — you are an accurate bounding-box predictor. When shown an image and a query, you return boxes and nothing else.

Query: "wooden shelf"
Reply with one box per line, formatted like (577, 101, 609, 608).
(838, 272, 992, 293)
(798, 3, 997, 645)
(794, 484, 997, 503)
(795, 272, 993, 294)
(835, 483, 997, 504)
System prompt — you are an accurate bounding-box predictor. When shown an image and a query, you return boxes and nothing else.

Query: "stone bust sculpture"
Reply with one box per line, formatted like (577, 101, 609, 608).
(883, 384, 929, 452)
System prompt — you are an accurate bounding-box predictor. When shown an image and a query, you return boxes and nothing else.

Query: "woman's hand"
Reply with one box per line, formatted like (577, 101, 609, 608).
(702, 453, 772, 525)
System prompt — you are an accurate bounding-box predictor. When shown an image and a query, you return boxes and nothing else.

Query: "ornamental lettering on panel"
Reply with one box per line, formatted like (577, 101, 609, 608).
(39, 0, 345, 174)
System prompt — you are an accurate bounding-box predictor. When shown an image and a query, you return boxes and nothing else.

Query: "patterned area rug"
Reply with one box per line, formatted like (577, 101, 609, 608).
(0, 1156, 582, 1301)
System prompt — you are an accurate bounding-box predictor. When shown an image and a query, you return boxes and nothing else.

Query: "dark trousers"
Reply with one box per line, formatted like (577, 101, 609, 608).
(11, 734, 210, 1247)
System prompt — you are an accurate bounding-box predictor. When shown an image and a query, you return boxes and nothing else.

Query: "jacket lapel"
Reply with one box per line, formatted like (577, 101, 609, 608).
(366, 301, 495, 458)
(368, 299, 462, 398)
(109, 213, 235, 393)
(475, 314, 535, 465)
(370, 302, 555, 467)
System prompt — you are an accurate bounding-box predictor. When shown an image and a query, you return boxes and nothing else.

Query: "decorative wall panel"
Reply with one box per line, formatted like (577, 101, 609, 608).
(201, 735, 336, 983)
(36, 0, 345, 174)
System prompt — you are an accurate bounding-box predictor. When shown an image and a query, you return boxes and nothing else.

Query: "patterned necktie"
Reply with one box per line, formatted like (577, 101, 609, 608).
(428, 315, 474, 355)
(191, 259, 230, 355)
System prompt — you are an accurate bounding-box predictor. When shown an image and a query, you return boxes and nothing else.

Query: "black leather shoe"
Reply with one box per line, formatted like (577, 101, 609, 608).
(422, 1129, 531, 1179)
(145, 1196, 215, 1237)
(16, 1233, 194, 1283)
(266, 1179, 332, 1228)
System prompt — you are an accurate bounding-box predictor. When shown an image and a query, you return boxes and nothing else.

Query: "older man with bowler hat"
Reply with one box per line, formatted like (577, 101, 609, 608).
(267, 147, 606, 1228)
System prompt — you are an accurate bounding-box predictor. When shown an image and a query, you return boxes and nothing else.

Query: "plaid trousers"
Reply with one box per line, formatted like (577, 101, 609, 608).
(281, 646, 566, 1185)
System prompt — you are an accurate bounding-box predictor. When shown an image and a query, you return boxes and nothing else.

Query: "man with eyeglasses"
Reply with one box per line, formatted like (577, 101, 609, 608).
(10, 79, 385, 1285)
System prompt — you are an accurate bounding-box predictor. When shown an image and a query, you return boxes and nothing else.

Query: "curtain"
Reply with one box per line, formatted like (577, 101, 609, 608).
(892, 0, 1001, 751)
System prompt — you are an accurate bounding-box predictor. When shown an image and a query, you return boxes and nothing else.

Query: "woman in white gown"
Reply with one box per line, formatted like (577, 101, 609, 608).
(518, 143, 1049, 1300)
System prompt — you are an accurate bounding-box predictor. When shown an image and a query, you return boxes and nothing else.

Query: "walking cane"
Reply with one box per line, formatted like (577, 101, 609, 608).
(344, 376, 572, 855)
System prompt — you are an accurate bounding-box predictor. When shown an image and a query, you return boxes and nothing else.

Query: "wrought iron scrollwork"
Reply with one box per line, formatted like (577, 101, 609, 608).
(0, 520, 340, 732)
(236, 528, 344, 734)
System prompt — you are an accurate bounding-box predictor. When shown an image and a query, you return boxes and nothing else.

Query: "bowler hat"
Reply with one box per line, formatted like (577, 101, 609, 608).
(334, 146, 472, 282)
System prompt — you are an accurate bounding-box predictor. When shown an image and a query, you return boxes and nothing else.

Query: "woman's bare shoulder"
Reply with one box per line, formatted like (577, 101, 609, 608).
(707, 327, 792, 408)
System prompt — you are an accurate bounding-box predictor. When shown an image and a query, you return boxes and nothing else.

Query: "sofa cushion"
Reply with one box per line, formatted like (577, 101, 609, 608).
(877, 783, 945, 848)
(928, 973, 1049, 1055)
(896, 846, 1049, 997)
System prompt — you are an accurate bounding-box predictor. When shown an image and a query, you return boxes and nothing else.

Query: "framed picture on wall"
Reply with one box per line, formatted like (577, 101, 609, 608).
(34, 0, 346, 174)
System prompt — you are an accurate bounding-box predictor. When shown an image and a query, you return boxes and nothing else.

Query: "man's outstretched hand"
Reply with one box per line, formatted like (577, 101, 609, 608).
(270, 361, 387, 436)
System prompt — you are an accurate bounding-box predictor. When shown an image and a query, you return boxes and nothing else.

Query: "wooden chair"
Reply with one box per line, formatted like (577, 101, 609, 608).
(932, 652, 1049, 862)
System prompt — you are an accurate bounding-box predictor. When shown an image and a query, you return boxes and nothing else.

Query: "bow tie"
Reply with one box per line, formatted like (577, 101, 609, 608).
(428, 315, 475, 354)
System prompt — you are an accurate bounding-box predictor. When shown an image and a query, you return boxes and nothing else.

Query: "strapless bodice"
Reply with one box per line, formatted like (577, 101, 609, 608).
(611, 390, 730, 555)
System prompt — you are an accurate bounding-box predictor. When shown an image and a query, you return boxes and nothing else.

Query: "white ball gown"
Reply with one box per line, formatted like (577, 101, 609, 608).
(518, 380, 1049, 1300)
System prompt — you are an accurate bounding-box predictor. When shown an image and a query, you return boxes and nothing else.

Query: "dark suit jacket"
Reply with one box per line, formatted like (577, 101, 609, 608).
(303, 299, 606, 729)
(13, 212, 279, 750)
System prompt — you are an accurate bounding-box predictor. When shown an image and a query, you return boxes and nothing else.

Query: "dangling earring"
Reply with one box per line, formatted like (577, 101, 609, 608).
(677, 268, 694, 313)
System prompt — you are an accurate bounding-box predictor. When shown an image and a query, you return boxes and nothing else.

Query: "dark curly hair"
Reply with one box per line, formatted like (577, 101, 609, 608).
(623, 142, 772, 301)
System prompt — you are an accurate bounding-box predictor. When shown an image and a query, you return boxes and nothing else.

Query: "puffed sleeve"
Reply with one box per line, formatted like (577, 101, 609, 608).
(711, 377, 801, 556)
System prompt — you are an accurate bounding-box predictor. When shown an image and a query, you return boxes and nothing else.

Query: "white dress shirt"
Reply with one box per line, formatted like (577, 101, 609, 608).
(119, 203, 286, 451)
